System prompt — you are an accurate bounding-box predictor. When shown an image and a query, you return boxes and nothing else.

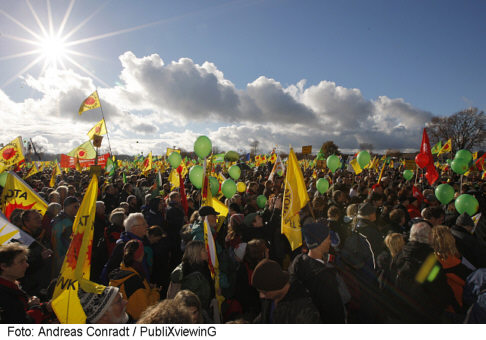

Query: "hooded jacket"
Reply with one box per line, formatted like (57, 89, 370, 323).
(288, 254, 346, 323)
(108, 264, 159, 320)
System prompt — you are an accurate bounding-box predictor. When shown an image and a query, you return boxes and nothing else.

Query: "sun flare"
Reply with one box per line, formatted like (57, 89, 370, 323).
(39, 36, 67, 64)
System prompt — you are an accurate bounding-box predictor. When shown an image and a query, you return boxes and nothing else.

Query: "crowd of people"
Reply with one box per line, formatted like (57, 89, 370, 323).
(1, 159, 486, 324)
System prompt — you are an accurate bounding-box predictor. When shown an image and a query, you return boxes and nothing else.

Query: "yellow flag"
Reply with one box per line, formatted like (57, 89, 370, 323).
(281, 148, 309, 250)
(350, 158, 363, 174)
(1, 171, 48, 219)
(166, 148, 181, 156)
(473, 152, 478, 160)
(52, 175, 98, 323)
(49, 162, 62, 187)
(438, 139, 452, 155)
(78, 91, 101, 115)
(0, 136, 25, 169)
(142, 152, 152, 173)
(24, 164, 40, 179)
(87, 118, 107, 139)
(168, 169, 180, 189)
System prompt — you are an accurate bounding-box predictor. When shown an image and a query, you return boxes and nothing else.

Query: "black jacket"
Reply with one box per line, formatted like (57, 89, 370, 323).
(355, 218, 385, 257)
(289, 254, 345, 323)
(451, 225, 486, 269)
(255, 280, 320, 324)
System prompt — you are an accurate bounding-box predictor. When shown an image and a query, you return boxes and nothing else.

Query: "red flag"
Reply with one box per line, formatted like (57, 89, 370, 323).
(413, 185, 424, 205)
(419, 128, 439, 185)
(177, 166, 188, 216)
(475, 153, 486, 171)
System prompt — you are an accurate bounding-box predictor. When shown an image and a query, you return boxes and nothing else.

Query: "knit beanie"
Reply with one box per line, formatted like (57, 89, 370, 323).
(78, 285, 120, 323)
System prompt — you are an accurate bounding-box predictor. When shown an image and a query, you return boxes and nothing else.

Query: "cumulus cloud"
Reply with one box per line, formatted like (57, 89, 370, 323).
(0, 51, 434, 154)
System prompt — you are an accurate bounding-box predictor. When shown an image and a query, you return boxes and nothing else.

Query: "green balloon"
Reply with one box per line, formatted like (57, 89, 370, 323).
(194, 135, 212, 159)
(451, 159, 468, 175)
(327, 155, 340, 173)
(256, 195, 267, 209)
(221, 179, 237, 199)
(189, 165, 204, 189)
(168, 152, 182, 168)
(435, 184, 455, 205)
(455, 149, 472, 163)
(357, 151, 371, 169)
(316, 178, 329, 194)
(209, 176, 219, 196)
(403, 170, 414, 181)
(455, 194, 479, 216)
(228, 165, 241, 180)
(224, 151, 239, 162)
(0, 172, 8, 187)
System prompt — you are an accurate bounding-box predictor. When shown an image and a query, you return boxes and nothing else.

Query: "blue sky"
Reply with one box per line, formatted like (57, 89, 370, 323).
(1, 0, 485, 155)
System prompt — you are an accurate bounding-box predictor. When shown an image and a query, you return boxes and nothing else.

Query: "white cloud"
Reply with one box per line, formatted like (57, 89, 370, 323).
(0, 51, 434, 155)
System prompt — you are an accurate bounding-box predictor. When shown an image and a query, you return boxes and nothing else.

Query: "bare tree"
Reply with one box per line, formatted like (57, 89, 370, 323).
(249, 140, 259, 156)
(320, 141, 340, 157)
(427, 107, 486, 152)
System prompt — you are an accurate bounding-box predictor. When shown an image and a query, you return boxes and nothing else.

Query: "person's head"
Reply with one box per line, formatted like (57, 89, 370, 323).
(48, 191, 61, 204)
(198, 206, 220, 228)
(123, 213, 148, 238)
(173, 290, 203, 323)
(409, 222, 432, 245)
(78, 284, 128, 324)
(122, 183, 133, 194)
(456, 213, 474, 233)
(57, 186, 68, 202)
(431, 225, 461, 261)
(137, 299, 192, 324)
(244, 239, 269, 269)
(147, 225, 163, 244)
(46, 202, 62, 219)
(227, 214, 245, 239)
(96, 201, 105, 217)
(123, 239, 145, 267)
(182, 240, 208, 266)
(63, 196, 80, 218)
(0, 243, 29, 281)
(357, 202, 377, 222)
(389, 208, 406, 226)
(119, 202, 129, 214)
(346, 203, 359, 218)
(169, 191, 181, 204)
(67, 185, 76, 197)
(9, 209, 25, 228)
(301, 222, 331, 255)
(384, 233, 405, 258)
(127, 195, 137, 208)
(244, 212, 263, 228)
(21, 209, 43, 236)
(109, 208, 126, 227)
(105, 184, 116, 195)
(333, 190, 345, 203)
(251, 259, 290, 302)
(422, 206, 445, 226)
(327, 206, 340, 221)
(369, 192, 384, 207)
(231, 194, 242, 206)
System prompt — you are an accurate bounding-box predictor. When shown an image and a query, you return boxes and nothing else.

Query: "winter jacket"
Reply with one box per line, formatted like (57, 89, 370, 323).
(108, 264, 160, 320)
(0, 278, 51, 323)
(170, 262, 213, 311)
(233, 262, 261, 320)
(288, 254, 346, 323)
(18, 240, 52, 298)
(438, 256, 472, 309)
(355, 218, 385, 257)
(254, 279, 320, 324)
(451, 225, 486, 269)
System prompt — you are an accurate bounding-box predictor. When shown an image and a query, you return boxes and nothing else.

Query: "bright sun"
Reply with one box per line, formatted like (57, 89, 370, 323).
(39, 36, 66, 63)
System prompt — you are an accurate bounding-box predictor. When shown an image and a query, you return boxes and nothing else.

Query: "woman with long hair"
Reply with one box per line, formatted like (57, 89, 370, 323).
(109, 239, 160, 321)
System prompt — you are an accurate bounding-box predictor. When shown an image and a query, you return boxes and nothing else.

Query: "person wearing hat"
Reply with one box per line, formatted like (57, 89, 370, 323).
(288, 222, 346, 323)
(191, 206, 220, 242)
(78, 284, 129, 324)
(251, 259, 320, 323)
(451, 213, 486, 269)
(242, 211, 271, 243)
(354, 202, 385, 257)
(51, 196, 80, 274)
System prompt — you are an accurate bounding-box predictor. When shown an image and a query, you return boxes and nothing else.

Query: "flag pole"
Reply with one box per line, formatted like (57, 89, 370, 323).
(97, 89, 113, 156)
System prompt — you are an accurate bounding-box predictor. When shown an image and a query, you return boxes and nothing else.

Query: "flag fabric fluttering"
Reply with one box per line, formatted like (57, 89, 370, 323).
(268, 154, 285, 182)
(431, 141, 442, 155)
(438, 139, 452, 155)
(52, 175, 98, 324)
(87, 118, 107, 139)
(142, 152, 153, 173)
(177, 165, 188, 216)
(203, 216, 223, 317)
(350, 158, 363, 175)
(1, 171, 48, 219)
(0, 210, 35, 245)
(0, 136, 25, 170)
(78, 91, 101, 115)
(281, 148, 310, 250)
(67, 141, 97, 160)
(418, 128, 439, 185)
(24, 163, 40, 179)
(49, 162, 62, 187)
